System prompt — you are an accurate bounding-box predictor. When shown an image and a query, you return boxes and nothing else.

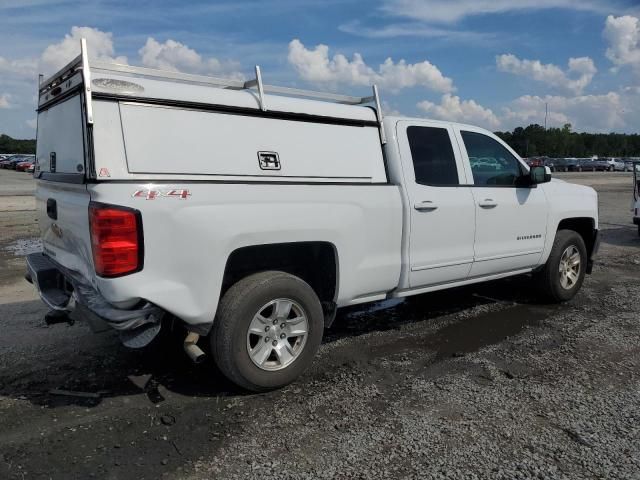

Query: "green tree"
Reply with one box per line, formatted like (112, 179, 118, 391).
(0, 134, 36, 154)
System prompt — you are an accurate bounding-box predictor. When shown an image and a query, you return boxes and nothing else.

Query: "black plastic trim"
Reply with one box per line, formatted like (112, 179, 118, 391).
(586, 229, 600, 274)
(88, 179, 391, 186)
(93, 92, 380, 128)
(38, 172, 85, 184)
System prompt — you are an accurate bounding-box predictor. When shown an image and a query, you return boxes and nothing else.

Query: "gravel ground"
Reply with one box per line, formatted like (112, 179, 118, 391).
(0, 170, 639, 480)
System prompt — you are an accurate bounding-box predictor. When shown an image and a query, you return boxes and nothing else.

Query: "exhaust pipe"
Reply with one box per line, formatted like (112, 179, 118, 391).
(184, 332, 206, 364)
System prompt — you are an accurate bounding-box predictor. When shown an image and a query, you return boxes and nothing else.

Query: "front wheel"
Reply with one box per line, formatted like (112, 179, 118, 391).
(211, 271, 324, 392)
(534, 230, 587, 302)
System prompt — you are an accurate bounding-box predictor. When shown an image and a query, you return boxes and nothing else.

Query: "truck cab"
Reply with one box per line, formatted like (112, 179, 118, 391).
(384, 117, 599, 294)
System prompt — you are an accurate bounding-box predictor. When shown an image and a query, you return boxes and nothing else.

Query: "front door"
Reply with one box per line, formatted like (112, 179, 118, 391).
(454, 127, 548, 277)
(397, 121, 476, 288)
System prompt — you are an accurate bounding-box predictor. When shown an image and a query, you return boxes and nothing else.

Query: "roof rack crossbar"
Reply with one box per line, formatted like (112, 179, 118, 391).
(91, 58, 377, 106)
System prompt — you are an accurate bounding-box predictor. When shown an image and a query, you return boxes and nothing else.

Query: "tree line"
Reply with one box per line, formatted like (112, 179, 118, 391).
(3, 123, 640, 159)
(494, 124, 640, 158)
(0, 134, 36, 154)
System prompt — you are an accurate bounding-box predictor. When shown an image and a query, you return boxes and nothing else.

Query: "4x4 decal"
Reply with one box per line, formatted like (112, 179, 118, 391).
(132, 189, 191, 200)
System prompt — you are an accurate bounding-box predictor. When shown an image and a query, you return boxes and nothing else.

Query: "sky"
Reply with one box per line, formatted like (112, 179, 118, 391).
(1, 0, 640, 138)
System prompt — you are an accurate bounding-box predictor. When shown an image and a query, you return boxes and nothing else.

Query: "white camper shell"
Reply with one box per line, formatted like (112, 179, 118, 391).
(28, 40, 600, 391)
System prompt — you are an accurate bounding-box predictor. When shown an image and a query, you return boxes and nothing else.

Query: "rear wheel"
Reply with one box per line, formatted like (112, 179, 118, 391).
(535, 230, 587, 302)
(211, 271, 324, 392)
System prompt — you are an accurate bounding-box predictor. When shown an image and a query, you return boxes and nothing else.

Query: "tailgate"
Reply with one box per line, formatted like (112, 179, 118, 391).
(36, 181, 93, 280)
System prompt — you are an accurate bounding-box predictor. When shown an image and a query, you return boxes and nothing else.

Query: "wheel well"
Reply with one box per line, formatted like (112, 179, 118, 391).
(221, 242, 338, 314)
(557, 217, 596, 255)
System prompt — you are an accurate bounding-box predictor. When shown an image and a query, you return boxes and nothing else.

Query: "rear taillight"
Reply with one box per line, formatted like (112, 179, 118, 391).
(89, 203, 143, 277)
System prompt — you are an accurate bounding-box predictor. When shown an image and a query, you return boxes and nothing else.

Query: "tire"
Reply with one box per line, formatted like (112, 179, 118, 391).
(535, 230, 587, 302)
(211, 271, 324, 392)
(608, 166, 614, 172)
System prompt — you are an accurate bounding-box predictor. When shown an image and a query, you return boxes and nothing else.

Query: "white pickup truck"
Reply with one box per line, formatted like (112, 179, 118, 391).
(27, 40, 599, 391)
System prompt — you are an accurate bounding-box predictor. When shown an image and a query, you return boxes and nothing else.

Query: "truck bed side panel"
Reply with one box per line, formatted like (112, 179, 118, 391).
(88, 182, 403, 327)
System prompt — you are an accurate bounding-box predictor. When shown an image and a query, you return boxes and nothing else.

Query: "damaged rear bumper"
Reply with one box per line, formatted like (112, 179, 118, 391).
(26, 253, 162, 347)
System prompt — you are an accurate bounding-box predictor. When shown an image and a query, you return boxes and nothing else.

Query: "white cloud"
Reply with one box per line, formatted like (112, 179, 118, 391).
(0, 57, 37, 79)
(0, 94, 11, 109)
(381, 101, 403, 116)
(417, 94, 501, 129)
(138, 38, 243, 79)
(287, 39, 454, 93)
(382, 0, 618, 24)
(604, 15, 640, 74)
(0, 27, 124, 80)
(26, 118, 37, 129)
(338, 20, 493, 43)
(501, 92, 632, 132)
(496, 54, 596, 94)
(40, 26, 127, 74)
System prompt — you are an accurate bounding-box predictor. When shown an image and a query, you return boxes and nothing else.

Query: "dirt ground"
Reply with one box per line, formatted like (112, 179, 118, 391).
(0, 169, 638, 479)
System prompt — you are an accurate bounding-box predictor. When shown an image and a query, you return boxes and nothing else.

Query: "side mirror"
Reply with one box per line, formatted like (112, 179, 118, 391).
(530, 165, 551, 185)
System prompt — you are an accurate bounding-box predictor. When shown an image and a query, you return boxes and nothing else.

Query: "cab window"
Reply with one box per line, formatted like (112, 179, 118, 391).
(461, 131, 525, 187)
(407, 126, 459, 186)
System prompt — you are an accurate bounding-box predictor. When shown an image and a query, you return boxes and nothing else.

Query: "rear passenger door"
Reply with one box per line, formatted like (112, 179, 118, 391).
(454, 127, 548, 277)
(397, 121, 476, 288)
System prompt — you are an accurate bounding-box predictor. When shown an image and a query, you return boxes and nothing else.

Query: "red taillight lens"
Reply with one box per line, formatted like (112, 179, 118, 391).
(89, 203, 142, 277)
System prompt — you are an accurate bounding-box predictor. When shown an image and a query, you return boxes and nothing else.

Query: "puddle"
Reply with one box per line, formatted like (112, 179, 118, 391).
(429, 304, 549, 360)
(3, 238, 42, 256)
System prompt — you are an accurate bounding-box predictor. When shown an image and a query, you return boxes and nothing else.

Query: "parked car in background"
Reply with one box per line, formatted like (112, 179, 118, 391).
(26, 163, 35, 174)
(544, 158, 558, 171)
(578, 158, 609, 172)
(0, 156, 15, 168)
(1, 155, 29, 169)
(8, 155, 34, 170)
(16, 159, 35, 172)
(563, 158, 581, 171)
(524, 157, 547, 168)
(623, 159, 637, 172)
(605, 158, 625, 171)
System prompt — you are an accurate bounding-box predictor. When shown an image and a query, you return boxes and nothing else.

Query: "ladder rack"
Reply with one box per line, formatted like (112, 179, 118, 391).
(38, 38, 387, 143)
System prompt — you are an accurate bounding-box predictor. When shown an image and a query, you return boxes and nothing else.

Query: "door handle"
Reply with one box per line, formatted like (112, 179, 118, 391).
(414, 200, 438, 211)
(478, 198, 498, 208)
(46, 198, 57, 220)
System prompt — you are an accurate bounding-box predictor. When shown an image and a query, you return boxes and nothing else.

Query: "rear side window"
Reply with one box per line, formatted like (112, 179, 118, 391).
(407, 126, 459, 186)
(461, 131, 524, 186)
